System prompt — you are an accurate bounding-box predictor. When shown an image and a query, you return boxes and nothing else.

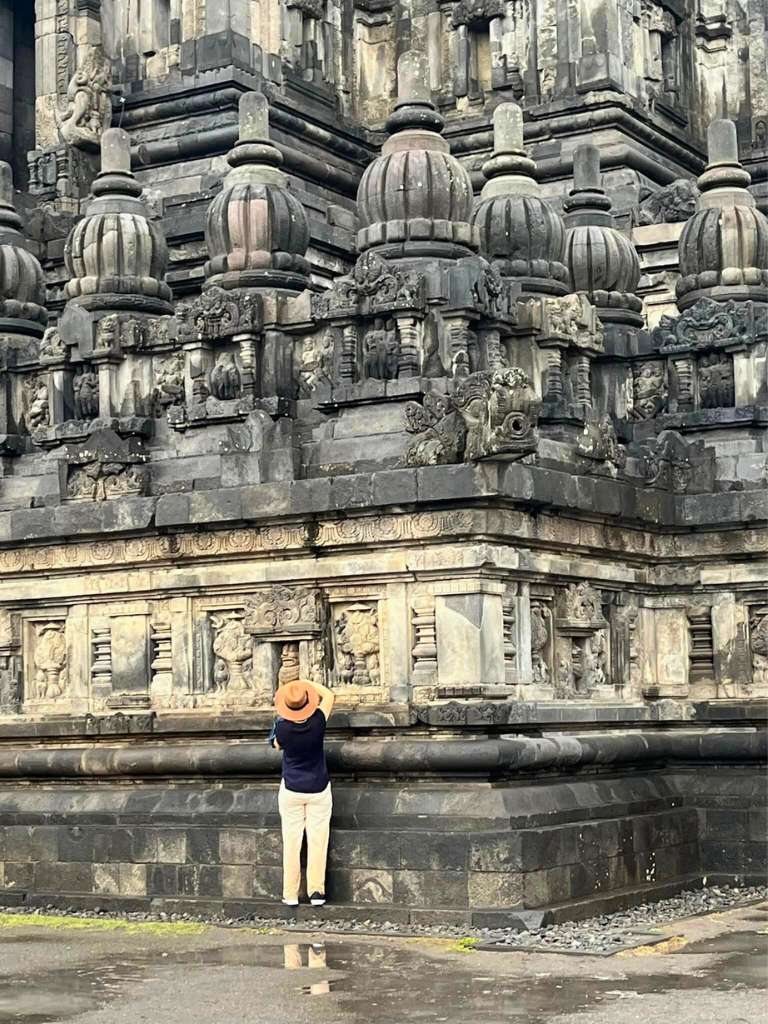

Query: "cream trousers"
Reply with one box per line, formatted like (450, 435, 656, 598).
(278, 781, 333, 900)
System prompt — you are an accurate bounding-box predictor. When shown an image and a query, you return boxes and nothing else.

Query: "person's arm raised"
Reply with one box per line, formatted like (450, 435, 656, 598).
(312, 681, 335, 720)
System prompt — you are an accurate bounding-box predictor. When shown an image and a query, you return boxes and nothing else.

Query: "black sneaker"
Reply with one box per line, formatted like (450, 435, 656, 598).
(310, 892, 326, 907)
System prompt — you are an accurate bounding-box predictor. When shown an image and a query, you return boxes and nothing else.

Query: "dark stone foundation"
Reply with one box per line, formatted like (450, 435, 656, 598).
(0, 729, 765, 927)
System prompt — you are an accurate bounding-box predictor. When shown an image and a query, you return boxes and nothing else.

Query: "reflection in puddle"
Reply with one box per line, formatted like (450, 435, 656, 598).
(0, 928, 765, 1023)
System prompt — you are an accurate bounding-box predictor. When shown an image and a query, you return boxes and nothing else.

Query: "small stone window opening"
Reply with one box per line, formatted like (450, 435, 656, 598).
(687, 606, 715, 683)
(469, 22, 493, 96)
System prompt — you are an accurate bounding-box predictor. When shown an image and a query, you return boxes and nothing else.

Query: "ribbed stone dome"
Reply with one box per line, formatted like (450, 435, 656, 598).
(472, 103, 569, 295)
(64, 129, 172, 314)
(204, 92, 310, 292)
(0, 162, 47, 333)
(563, 145, 642, 325)
(676, 120, 768, 308)
(356, 52, 478, 258)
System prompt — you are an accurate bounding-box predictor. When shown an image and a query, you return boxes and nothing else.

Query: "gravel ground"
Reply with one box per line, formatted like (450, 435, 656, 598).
(3, 883, 766, 955)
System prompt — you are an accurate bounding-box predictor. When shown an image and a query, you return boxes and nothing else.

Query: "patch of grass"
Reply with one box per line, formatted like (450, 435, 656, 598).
(448, 936, 480, 954)
(0, 912, 208, 937)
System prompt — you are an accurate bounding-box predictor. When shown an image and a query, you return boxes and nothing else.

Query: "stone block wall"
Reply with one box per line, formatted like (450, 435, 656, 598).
(0, 765, 763, 927)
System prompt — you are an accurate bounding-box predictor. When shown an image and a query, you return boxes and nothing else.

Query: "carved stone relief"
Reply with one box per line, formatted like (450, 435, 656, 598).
(530, 600, 552, 687)
(632, 179, 700, 225)
(23, 376, 50, 432)
(749, 607, 768, 690)
(576, 416, 627, 477)
(698, 352, 734, 408)
(30, 621, 69, 702)
(631, 361, 666, 420)
(59, 45, 112, 151)
(73, 367, 100, 420)
(0, 612, 22, 714)
(65, 429, 149, 502)
(333, 602, 380, 688)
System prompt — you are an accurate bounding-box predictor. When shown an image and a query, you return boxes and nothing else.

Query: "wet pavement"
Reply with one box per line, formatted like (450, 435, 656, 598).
(0, 902, 765, 1023)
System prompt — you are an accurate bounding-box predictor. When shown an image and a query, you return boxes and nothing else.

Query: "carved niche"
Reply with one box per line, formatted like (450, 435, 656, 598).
(553, 583, 612, 699)
(177, 288, 262, 343)
(698, 352, 734, 408)
(65, 429, 149, 502)
(209, 611, 262, 701)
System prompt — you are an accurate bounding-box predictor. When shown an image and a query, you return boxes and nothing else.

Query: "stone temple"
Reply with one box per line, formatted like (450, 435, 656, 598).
(0, 1, 765, 925)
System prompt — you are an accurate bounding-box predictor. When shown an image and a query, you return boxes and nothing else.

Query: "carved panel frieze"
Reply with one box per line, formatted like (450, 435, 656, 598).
(59, 45, 112, 151)
(177, 288, 262, 343)
(652, 298, 765, 354)
(631, 361, 666, 420)
(244, 586, 325, 638)
(65, 428, 149, 502)
(28, 620, 69, 703)
(0, 611, 22, 714)
(312, 252, 425, 322)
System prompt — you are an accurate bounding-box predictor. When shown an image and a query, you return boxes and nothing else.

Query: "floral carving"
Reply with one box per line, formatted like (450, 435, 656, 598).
(244, 586, 324, 636)
(631, 361, 666, 419)
(32, 621, 68, 701)
(334, 603, 380, 687)
(60, 45, 112, 151)
(210, 612, 254, 693)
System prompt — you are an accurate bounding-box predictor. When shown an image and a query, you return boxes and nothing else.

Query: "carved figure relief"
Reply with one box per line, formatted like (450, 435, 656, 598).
(631, 361, 666, 419)
(153, 351, 185, 411)
(209, 352, 242, 401)
(23, 377, 50, 432)
(405, 392, 466, 467)
(32, 621, 68, 701)
(363, 319, 399, 380)
(698, 352, 734, 408)
(334, 603, 380, 687)
(312, 252, 424, 321)
(40, 327, 67, 362)
(298, 331, 334, 396)
(0, 612, 21, 713)
(642, 429, 712, 494)
(60, 46, 112, 150)
(73, 367, 100, 420)
(530, 602, 551, 686)
(560, 582, 605, 626)
(749, 608, 768, 688)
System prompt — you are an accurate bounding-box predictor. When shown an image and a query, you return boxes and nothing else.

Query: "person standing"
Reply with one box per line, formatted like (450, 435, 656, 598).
(271, 680, 335, 907)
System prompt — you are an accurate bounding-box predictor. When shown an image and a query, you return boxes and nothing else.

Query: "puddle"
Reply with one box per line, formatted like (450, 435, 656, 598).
(0, 930, 765, 1023)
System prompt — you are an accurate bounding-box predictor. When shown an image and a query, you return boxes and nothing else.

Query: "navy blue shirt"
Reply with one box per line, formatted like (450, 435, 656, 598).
(274, 710, 329, 794)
